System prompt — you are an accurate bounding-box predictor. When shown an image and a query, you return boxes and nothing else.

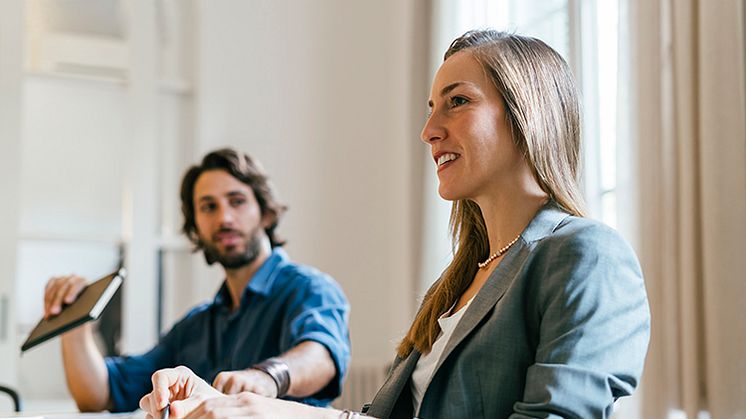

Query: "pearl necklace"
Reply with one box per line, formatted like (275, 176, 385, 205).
(477, 234, 521, 269)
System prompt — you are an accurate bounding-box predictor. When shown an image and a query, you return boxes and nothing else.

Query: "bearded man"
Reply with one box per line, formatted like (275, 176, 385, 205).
(42, 148, 350, 412)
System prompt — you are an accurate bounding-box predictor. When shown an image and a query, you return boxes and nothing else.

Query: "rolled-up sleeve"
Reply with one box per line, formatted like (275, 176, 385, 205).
(511, 224, 650, 418)
(104, 310, 194, 412)
(282, 272, 351, 403)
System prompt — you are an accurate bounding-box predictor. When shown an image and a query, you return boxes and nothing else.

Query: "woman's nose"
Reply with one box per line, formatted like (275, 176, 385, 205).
(420, 112, 445, 144)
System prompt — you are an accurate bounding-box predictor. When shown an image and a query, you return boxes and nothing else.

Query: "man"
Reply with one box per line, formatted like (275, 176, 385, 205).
(42, 148, 350, 412)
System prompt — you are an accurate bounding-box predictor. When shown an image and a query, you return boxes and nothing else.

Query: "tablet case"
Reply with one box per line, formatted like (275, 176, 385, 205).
(21, 268, 126, 352)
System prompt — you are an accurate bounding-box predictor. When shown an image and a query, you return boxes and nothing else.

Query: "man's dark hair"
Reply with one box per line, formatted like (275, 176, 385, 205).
(180, 148, 287, 249)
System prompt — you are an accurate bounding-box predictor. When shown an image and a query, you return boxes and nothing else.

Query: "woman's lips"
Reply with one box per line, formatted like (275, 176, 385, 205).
(437, 157, 459, 173)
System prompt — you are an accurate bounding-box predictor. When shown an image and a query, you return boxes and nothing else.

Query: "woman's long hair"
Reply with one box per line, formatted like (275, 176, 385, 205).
(397, 30, 586, 358)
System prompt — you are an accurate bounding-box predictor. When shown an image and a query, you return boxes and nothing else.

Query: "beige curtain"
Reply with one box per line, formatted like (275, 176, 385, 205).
(618, 0, 746, 418)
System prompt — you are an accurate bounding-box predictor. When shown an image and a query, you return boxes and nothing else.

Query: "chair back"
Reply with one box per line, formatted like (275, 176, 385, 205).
(0, 385, 22, 412)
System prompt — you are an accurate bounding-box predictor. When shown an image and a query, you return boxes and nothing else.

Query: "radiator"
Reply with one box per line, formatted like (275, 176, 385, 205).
(333, 361, 390, 411)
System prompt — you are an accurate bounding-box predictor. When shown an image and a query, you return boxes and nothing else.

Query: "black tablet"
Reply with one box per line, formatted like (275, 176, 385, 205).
(21, 268, 126, 352)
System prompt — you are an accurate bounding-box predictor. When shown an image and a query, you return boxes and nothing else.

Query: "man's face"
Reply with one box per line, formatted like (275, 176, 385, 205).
(193, 169, 267, 269)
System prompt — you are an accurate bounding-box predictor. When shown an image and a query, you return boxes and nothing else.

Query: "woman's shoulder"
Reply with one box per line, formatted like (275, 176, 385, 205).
(524, 214, 646, 313)
(542, 214, 628, 248)
(527, 214, 640, 270)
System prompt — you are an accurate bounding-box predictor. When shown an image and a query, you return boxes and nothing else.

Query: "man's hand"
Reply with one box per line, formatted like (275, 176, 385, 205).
(139, 366, 223, 419)
(44, 274, 87, 318)
(46, 275, 110, 411)
(212, 369, 277, 397)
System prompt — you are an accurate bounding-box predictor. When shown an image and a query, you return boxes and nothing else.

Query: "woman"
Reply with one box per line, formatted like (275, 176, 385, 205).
(139, 29, 650, 419)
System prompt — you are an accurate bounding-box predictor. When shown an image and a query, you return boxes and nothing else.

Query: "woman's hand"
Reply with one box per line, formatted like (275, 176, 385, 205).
(139, 366, 224, 419)
(184, 392, 337, 419)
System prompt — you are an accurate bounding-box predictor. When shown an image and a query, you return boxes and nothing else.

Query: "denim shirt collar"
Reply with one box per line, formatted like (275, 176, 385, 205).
(213, 247, 290, 308)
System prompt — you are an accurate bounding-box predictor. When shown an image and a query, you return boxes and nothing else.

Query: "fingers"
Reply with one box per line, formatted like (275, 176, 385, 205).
(213, 373, 244, 395)
(151, 367, 194, 410)
(63, 277, 85, 303)
(212, 370, 277, 397)
(141, 392, 189, 419)
(223, 378, 243, 395)
(139, 394, 155, 417)
(44, 275, 86, 318)
(183, 394, 260, 419)
(143, 367, 239, 419)
(49, 281, 73, 315)
(212, 372, 227, 393)
(234, 392, 261, 406)
(147, 366, 221, 418)
(141, 368, 186, 419)
(140, 394, 171, 419)
(170, 396, 209, 419)
(44, 277, 61, 318)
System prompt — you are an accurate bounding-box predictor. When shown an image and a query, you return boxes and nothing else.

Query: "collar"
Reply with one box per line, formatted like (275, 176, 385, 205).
(519, 200, 572, 244)
(213, 247, 290, 307)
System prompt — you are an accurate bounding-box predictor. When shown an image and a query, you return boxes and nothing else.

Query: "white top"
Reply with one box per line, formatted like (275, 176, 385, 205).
(410, 297, 474, 414)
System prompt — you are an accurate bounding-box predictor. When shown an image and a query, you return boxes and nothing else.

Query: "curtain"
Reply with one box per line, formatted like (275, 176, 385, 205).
(618, 0, 746, 417)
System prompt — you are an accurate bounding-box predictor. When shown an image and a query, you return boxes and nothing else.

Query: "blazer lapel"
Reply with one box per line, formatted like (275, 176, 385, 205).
(430, 241, 527, 375)
(368, 203, 570, 417)
(431, 202, 570, 375)
(365, 351, 420, 418)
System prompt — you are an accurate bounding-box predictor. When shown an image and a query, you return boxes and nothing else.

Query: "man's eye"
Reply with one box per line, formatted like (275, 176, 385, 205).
(230, 199, 246, 207)
(198, 202, 217, 212)
(450, 96, 469, 107)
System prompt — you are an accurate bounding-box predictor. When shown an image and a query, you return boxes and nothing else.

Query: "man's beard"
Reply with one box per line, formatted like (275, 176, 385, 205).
(202, 228, 264, 269)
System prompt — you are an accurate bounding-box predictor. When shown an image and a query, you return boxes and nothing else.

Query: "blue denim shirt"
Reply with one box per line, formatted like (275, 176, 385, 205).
(105, 248, 350, 412)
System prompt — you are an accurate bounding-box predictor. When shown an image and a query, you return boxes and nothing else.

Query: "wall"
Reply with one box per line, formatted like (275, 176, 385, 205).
(14, 74, 128, 399)
(0, 0, 23, 388)
(196, 0, 429, 363)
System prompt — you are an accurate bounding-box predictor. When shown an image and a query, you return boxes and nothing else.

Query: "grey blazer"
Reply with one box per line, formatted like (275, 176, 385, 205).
(364, 203, 650, 419)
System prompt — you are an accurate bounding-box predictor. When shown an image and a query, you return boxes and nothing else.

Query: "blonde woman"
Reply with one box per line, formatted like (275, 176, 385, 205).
(139, 29, 650, 419)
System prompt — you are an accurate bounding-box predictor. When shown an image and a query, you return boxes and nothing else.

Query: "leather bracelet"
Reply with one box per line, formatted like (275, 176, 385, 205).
(251, 357, 291, 398)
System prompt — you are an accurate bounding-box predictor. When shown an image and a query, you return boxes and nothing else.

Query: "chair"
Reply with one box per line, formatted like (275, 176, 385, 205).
(0, 384, 22, 412)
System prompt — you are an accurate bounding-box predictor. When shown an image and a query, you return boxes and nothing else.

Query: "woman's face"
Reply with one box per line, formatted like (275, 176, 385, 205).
(421, 50, 525, 202)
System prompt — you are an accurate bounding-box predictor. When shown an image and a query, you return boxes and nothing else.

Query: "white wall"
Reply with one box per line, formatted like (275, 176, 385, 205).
(0, 0, 23, 388)
(19, 76, 127, 239)
(13, 74, 129, 400)
(196, 0, 428, 363)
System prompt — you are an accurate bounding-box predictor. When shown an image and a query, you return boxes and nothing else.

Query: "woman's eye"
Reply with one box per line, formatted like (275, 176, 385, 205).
(450, 96, 469, 107)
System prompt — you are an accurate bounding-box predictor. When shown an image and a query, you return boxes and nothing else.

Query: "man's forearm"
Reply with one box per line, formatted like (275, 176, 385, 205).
(212, 340, 339, 398)
(60, 323, 111, 411)
(277, 340, 336, 398)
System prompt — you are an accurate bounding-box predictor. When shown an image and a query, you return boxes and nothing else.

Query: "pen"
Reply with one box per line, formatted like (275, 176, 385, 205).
(161, 404, 170, 419)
